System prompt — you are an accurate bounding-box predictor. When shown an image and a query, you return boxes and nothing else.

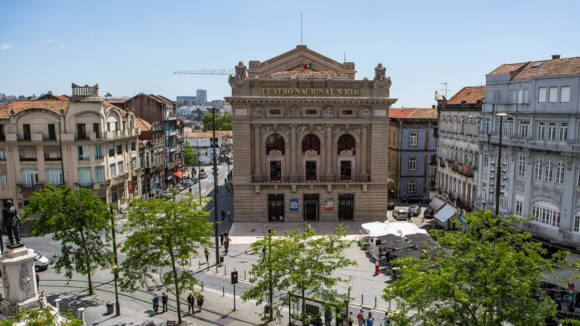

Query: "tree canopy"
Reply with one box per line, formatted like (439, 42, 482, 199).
(118, 191, 213, 324)
(183, 141, 199, 167)
(23, 186, 113, 295)
(202, 112, 232, 131)
(242, 225, 356, 324)
(382, 210, 574, 326)
(0, 307, 83, 326)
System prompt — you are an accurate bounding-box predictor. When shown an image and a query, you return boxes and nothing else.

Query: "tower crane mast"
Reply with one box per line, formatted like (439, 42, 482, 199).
(174, 69, 233, 75)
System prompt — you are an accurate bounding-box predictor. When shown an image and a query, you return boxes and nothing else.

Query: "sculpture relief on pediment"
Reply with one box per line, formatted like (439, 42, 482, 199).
(260, 125, 273, 140)
(286, 105, 302, 118)
(359, 107, 371, 118)
(323, 106, 336, 118)
(251, 106, 264, 118)
(333, 125, 345, 135)
(229, 61, 248, 88)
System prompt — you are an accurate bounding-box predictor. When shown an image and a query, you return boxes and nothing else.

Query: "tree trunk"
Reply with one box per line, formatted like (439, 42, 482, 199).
(78, 229, 94, 295)
(301, 288, 306, 325)
(87, 271, 94, 295)
(169, 248, 182, 324)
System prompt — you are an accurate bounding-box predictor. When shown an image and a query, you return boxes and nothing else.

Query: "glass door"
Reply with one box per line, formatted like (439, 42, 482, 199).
(270, 161, 281, 181)
(340, 161, 351, 180)
(305, 161, 317, 180)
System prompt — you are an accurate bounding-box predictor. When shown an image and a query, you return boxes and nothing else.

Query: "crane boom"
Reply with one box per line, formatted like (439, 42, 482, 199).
(174, 69, 233, 75)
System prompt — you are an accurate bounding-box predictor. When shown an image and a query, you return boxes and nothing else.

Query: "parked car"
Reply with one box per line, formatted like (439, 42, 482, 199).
(401, 195, 423, 203)
(408, 205, 420, 217)
(392, 209, 408, 220)
(182, 180, 194, 187)
(199, 171, 208, 179)
(32, 250, 50, 272)
(387, 202, 395, 210)
(423, 208, 435, 219)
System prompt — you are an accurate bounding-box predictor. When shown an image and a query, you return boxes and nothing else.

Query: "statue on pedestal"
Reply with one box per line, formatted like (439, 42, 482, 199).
(2, 200, 21, 247)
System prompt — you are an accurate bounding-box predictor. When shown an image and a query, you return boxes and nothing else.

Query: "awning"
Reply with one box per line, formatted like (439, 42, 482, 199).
(429, 198, 446, 211)
(435, 205, 457, 223)
(173, 171, 185, 178)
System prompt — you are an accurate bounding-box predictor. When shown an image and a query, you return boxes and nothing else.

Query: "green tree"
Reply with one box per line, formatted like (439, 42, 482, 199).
(242, 225, 356, 324)
(23, 186, 113, 295)
(183, 141, 200, 167)
(382, 210, 571, 326)
(118, 191, 213, 324)
(201, 112, 232, 131)
(0, 307, 83, 326)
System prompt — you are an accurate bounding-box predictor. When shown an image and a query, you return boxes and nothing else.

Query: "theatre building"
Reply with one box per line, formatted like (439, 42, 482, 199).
(226, 45, 395, 222)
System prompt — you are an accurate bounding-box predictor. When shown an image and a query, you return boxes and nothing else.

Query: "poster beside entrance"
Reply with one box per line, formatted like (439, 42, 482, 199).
(289, 198, 299, 211)
(325, 198, 334, 210)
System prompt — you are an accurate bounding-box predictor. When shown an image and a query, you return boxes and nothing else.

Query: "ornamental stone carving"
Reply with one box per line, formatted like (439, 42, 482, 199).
(373, 63, 392, 89)
(251, 106, 264, 118)
(360, 108, 371, 118)
(286, 105, 301, 118)
(315, 125, 326, 133)
(260, 125, 273, 141)
(2, 265, 8, 299)
(323, 106, 336, 118)
(350, 124, 361, 136)
(19, 264, 31, 298)
(333, 125, 345, 135)
(297, 125, 308, 134)
(229, 61, 248, 88)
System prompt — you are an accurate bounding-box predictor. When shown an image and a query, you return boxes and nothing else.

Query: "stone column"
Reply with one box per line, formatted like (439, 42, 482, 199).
(290, 124, 298, 178)
(361, 125, 368, 177)
(326, 124, 333, 178)
(0, 245, 41, 316)
(254, 124, 261, 178)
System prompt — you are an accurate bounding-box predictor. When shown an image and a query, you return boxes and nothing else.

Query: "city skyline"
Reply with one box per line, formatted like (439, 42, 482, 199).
(1, 1, 580, 107)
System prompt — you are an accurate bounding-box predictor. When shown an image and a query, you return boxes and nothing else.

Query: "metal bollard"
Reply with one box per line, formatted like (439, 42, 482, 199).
(374, 297, 377, 308)
(244, 270, 246, 280)
(361, 294, 364, 305)
(224, 266, 227, 275)
(222, 287, 225, 297)
(201, 282, 204, 291)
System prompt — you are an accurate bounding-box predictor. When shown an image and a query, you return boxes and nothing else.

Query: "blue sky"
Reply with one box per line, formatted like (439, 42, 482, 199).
(1, 0, 579, 107)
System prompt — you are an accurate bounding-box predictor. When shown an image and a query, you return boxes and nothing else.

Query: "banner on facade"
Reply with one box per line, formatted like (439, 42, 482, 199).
(128, 181, 133, 193)
(325, 198, 334, 210)
(289, 198, 299, 211)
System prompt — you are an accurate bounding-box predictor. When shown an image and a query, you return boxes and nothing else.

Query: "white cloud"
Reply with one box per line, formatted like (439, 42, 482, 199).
(60, 44, 64, 48)
(43, 39, 55, 43)
(0, 43, 14, 51)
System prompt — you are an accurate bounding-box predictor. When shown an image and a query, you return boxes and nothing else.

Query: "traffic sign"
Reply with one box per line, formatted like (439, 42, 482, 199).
(178, 162, 183, 168)
(231, 271, 238, 284)
(568, 282, 575, 291)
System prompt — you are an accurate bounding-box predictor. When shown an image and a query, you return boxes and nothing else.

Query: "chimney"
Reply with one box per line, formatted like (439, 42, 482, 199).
(432, 105, 436, 109)
(552, 54, 561, 60)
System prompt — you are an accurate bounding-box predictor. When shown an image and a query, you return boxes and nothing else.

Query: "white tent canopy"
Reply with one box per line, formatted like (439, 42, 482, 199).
(361, 222, 393, 237)
(383, 221, 429, 236)
(435, 205, 457, 223)
(428, 198, 446, 211)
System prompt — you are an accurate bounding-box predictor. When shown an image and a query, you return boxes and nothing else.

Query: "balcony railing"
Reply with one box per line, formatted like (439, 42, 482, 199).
(19, 156, 37, 162)
(521, 221, 580, 246)
(16, 183, 44, 191)
(0, 134, 5, 142)
(75, 182, 93, 189)
(457, 164, 475, 177)
(252, 175, 371, 183)
(42, 133, 57, 141)
(44, 153, 62, 161)
(17, 133, 32, 141)
(75, 132, 88, 140)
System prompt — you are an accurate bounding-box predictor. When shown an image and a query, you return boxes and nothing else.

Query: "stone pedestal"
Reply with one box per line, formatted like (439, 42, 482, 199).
(0, 245, 40, 316)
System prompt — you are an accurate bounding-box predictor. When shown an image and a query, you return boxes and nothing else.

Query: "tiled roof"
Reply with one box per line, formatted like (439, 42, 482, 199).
(185, 131, 232, 138)
(102, 101, 128, 115)
(271, 71, 348, 78)
(0, 99, 69, 118)
(389, 108, 417, 118)
(407, 108, 438, 119)
(488, 62, 528, 76)
(488, 56, 580, 81)
(447, 86, 486, 105)
(135, 116, 152, 131)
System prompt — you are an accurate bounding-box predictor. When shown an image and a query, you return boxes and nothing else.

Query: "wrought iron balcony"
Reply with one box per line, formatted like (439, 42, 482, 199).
(42, 133, 57, 141)
(251, 175, 371, 183)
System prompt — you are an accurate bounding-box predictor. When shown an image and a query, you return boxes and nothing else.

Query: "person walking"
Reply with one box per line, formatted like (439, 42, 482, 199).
(366, 312, 374, 326)
(357, 309, 365, 326)
(36, 273, 39, 292)
(227, 209, 232, 222)
(152, 293, 160, 313)
(347, 311, 354, 326)
(219, 233, 224, 247)
(262, 246, 266, 259)
(382, 313, 390, 326)
(224, 237, 231, 255)
(197, 294, 204, 312)
(161, 292, 168, 312)
(187, 293, 195, 315)
(221, 210, 226, 222)
(204, 248, 210, 266)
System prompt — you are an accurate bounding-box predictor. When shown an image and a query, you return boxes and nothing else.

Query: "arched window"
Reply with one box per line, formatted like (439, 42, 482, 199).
(544, 160, 553, 182)
(534, 159, 542, 180)
(302, 134, 320, 154)
(556, 161, 565, 184)
(266, 134, 285, 155)
(337, 134, 356, 154)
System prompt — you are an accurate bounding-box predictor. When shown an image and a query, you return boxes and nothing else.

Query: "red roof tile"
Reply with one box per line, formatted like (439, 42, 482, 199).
(389, 108, 417, 118)
(135, 116, 152, 131)
(488, 62, 528, 75)
(0, 100, 69, 118)
(488, 56, 580, 81)
(447, 86, 486, 105)
(407, 108, 438, 119)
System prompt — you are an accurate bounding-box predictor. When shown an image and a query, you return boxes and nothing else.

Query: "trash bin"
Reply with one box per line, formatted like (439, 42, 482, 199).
(106, 301, 114, 314)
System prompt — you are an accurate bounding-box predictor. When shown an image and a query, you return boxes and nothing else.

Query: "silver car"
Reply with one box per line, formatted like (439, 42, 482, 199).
(32, 249, 50, 272)
(392, 209, 409, 220)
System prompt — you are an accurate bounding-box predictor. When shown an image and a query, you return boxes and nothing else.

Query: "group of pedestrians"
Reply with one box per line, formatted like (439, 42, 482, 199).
(353, 308, 390, 326)
(220, 209, 232, 223)
(219, 230, 232, 255)
(152, 292, 205, 315)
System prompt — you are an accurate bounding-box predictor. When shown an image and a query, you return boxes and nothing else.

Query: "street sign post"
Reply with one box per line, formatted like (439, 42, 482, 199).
(231, 271, 238, 311)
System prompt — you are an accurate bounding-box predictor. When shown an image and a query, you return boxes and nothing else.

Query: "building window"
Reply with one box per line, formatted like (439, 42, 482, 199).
(409, 157, 417, 171)
(538, 87, 547, 103)
(266, 134, 285, 155)
(130, 140, 136, 151)
(547, 122, 557, 141)
(485, 119, 490, 134)
(484, 153, 489, 166)
(534, 159, 542, 180)
(515, 200, 523, 216)
(0, 175, 7, 184)
(499, 196, 508, 210)
(556, 161, 565, 184)
(109, 143, 114, 157)
(46, 169, 63, 186)
(549, 87, 558, 103)
(342, 110, 353, 115)
(95, 145, 103, 159)
(574, 215, 580, 232)
(109, 164, 116, 178)
(519, 121, 529, 138)
(117, 161, 124, 175)
(494, 91, 500, 103)
(511, 90, 517, 103)
(409, 132, 418, 146)
(524, 89, 529, 103)
(21, 169, 39, 187)
(269, 110, 281, 114)
(517, 155, 526, 176)
(544, 160, 553, 182)
(0, 151, 5, 161)
(561, 86, 571, 103)
(78, 145, 89, 160)
(337, 134, 356, 154)
(79, 168, 91, 186)
(116, 141, 122, 155)
(559, 123, 568, 141)
(302, 134, 321, 154)
(537, 122, 545, 140)
(482, 182, 487, 202)
(532, 205, 560, 227)
(408, 180, 417, 194)
(95, 167, 104, 183)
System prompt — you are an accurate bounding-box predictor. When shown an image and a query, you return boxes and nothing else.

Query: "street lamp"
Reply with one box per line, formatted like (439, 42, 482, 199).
(492, 113, 513, 217)
(109, 192, 121, 316)
(55, 119, 65, 185)
(210, 107, 220, 267)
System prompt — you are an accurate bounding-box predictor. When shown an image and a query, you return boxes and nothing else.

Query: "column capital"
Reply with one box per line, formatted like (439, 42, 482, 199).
(326, 124, 334, 130)
(252, 123, 261, 129)
(289, 124, 298, 129)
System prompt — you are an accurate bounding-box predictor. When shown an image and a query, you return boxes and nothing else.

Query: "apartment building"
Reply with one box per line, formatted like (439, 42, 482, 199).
(185, 131, 232, 165)
(477, 55, 580, 250)
(0, 84, 140, 210)
(136, 117, 165, 197)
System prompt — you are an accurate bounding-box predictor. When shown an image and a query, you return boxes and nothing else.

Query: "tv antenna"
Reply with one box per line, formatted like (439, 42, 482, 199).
(440, 82, 452, 98)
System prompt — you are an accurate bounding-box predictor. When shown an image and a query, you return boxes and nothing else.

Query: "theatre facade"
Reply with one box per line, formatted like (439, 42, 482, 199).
(226, 45, 396, 222)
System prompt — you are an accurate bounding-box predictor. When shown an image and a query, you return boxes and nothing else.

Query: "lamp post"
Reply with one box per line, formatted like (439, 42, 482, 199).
(268, 228, 273, 322)
(56, 119, 65, 185)
(109, 193, 121, 316)
(491, 113, 513, 217)
(210, 107, 220, 267)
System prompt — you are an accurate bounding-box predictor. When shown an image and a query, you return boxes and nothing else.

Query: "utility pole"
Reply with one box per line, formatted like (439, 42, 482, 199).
(211, 107, 220, 267)
(110, 204, 121, 316)
(268, 228, 273, 321)
(56, 118, 65, 185)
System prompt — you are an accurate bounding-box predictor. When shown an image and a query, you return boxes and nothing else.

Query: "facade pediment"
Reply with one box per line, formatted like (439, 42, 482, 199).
(248, 45, 356, 79)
